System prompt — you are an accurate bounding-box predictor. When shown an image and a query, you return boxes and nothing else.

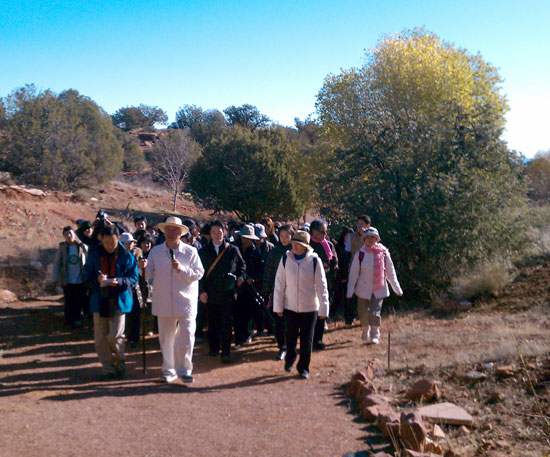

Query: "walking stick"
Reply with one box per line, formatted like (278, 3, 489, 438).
(134, 282, 146, 374)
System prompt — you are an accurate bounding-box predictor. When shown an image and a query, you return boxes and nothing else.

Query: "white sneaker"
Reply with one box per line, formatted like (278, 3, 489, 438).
(361, 328, 370, 341)
(161, 374, 178, 383)
(370, 337, 380, 345)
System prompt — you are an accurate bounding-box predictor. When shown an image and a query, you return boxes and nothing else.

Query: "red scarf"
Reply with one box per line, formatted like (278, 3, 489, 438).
(364, 243, 387, 292)
(310, 235, 334, 261)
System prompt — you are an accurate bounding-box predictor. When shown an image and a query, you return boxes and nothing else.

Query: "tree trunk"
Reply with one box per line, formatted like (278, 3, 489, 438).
(172, 189, 177, 212)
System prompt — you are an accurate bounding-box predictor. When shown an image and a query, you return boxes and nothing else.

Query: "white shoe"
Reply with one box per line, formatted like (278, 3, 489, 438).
(361, 328, 370, 341)
(370, 337, 380, 345)
(161, 374, 178, 383)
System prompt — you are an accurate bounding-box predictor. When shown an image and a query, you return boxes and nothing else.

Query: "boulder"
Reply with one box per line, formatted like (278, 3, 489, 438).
(418, 402, 473, 426)
(359, 393, 390, 409)
(0, 289, 17, 304)
(362, 404, 393, 422)
(400, 411, 428, 452)
(406, 380, 441, 402)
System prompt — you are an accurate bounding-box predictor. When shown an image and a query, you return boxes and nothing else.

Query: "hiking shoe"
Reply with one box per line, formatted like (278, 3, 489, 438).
(284, 363, 293, 373)
(313, 341, 325, 350)
(276, 349, 287, 361)
(370, 337, 380, 345)
(115, 362, 126, 380)
(180, 375, 194, 383)
(161, 374, 178, 383)
(209, 350, 220, 357)
(361, 328, 370, 342)
(298, 370, 309, 379)
(100, 372, 117, 381)
(221, 355, 232, 364)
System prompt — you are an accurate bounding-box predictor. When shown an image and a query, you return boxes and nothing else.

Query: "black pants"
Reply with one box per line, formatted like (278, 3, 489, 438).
(284, 309, 317, 373)
(234, 292, 253, 345)
(63, 284, 86, 325)
(207, 300, 234, 356)
(126, 291, 141, 343)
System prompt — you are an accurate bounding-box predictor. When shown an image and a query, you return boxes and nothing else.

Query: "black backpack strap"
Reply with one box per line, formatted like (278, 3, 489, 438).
(282, 255, 287, 268)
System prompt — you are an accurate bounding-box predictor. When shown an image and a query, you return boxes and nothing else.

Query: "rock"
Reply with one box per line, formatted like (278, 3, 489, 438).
(406, 380, 442, 402)
(481, 422, 493, 432)
(495, 365, 515, 378)
(402, 450, 441, 457)
(30, 261, 44, 270)
(90, 197, 99, 202)
(418, 402, 474, 426)
(432, 424, 446, 439)
(456, 300, 472, 311)
(362, 404, 393, 422)
(457, 425, 470, 436)
(24, 188, 47, 197)
(400, 411, 428, 452)
(376, 410, 400, 438)
(372, 453, 393, 457)
(489, 391, 504, 403)
(495, 439, 510, 449)
(380, 383, 393, 393)
(424, 437, 444, 455)
(0, 289, 18, 304)
(359, 393, 390, 409)
(463, 370, 487, 383)
(481, 362, 494, 371)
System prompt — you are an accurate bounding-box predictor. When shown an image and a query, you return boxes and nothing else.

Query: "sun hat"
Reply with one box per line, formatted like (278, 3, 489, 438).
(119, 232, 137, 244)
(157, 216, 190, 236)
(254, 223, 267, 239)
(236, 224, 260, 240)
(363, 227, 380, 241)
(291, 230, 313, 250)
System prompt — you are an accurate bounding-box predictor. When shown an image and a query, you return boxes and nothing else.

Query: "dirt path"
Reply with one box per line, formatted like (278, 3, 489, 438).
(0, 297, 379, 457)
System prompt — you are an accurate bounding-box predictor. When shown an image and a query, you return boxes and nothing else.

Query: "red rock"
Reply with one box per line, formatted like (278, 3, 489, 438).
(377, 410, 400, 438)
(457, 425, 470, 436)
(0, 289, 17, 304)
(400, 411, 428, 452)
(495, 365, 515, 377)
(356, 380, 377, 398)
(418, 402, 473, 426)
(359, 393, 390, 408)
(406, 380, 442, 402)
(403, 450, 441, 457)
(362, 404, 393, 421)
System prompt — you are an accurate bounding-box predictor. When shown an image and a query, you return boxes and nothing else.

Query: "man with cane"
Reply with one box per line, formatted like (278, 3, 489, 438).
(145, 216, 204, 383)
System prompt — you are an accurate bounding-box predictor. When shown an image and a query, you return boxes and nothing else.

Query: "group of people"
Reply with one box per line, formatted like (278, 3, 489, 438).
(53, 211, 403, 382)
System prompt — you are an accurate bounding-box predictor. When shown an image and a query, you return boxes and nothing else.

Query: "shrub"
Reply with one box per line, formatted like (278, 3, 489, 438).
(450, 260, 513, 301)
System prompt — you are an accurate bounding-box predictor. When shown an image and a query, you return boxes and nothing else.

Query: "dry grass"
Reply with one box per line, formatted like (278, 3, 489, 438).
(449, 259, 514, 301)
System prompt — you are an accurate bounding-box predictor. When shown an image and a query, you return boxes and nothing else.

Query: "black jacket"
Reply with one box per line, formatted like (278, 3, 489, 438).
(198, 241, 246, 304)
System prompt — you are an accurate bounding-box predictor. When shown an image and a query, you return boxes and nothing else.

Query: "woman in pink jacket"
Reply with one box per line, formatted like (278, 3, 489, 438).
(346, 227, 403, 344)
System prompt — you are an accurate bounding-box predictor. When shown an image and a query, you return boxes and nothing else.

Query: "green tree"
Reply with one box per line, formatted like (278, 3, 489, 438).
(114, 130, 146, 172)
(149, 129, 201, 211)
(1, 85, 123, 190)
(173, 105, 227, 145)
(524, 151, 550, 203)
(316, 29, 527, 293)
(189, 126, 307, 221)
(223, 104, 271, 130)
(111, 104, 168, 131)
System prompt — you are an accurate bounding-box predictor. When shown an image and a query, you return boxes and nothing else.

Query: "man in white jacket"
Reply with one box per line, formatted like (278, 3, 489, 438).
(273, 230, 329, 379)
(145, 216, 204, 383)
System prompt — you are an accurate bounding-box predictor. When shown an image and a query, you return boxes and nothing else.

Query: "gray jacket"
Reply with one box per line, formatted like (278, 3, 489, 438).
(54, 241, 88, 286)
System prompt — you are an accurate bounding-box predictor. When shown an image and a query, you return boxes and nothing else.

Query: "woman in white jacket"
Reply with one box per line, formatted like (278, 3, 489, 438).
(346, 227, 402, 344)
(273, 230, 329, 379)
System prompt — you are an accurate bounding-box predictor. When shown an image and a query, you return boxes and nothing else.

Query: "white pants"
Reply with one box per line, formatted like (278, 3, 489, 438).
(157, 316, 196, 377)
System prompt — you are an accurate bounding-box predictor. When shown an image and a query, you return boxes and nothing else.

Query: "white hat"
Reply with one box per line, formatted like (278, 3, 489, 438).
(119, 232, 136, 244)
(157, 216, 190, 236)
(363, 227, 380, 241)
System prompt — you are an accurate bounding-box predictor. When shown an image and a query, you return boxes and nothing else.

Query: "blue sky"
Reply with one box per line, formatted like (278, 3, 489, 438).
(1, 0, 548, 157)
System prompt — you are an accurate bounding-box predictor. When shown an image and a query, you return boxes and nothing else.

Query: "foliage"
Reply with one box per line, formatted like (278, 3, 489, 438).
(223, 104, 271, 130)
(172, 105, 227, 145)
(524, 151, 550, 203)
(149, 129, 201, 211)
(111, 104, 168, 131)
(315, 29, 528, 293)
(189, 126, 307, 221)
(450, 259, 513, 301)
(1, 84, 123, 190)
(113, 130, 146, 172)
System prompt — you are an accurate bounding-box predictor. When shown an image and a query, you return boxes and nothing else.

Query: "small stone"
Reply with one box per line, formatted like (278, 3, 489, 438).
(463, 370, 487, 383)
(489, 391, 504, 403)
(380, 383, 393, 393)
(457, 425, 470, 436)
(495, 439, 510, 449)
(433, 424, 446, 439)
(495, 365, 515, 377)
(481, 422, 493, 432)
(481, 362, 494, 371)
(0, 289, 18, 304)
(406, 379, 442, 402)
(30, 261, 44, 270)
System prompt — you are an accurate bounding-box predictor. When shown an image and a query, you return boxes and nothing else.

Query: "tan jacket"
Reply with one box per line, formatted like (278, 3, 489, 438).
(53, 241, 88, 286)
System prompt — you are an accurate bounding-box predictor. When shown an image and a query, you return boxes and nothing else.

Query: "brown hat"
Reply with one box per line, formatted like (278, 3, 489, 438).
(291, 230, 312, 250)
(157, 216, 190, 236)
(236, 224, 260, 240)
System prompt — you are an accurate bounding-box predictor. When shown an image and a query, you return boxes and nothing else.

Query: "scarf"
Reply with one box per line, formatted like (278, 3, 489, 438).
(99, 245, 119, 317)
(310, 235, 334, 262)
(364, 242, 387, 292)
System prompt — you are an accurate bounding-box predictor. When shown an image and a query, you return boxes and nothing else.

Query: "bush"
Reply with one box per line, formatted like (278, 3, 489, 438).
(73, 188, 94, 202)
(450, 260, 513, 301)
